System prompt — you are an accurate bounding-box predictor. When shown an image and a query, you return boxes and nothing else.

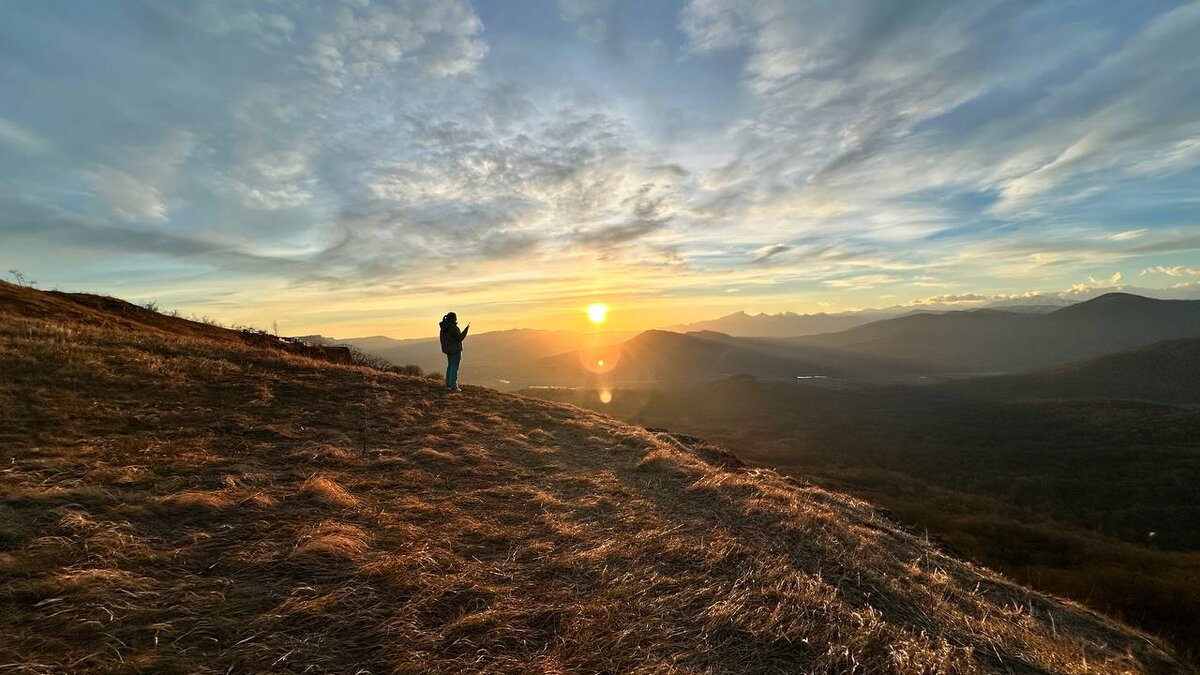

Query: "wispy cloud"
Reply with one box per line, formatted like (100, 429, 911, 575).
(751, 243, 791, 263)
(1142, 265, 1200, 277)
(1109, 229, 1147, 241)
(825, 274, 904, 289)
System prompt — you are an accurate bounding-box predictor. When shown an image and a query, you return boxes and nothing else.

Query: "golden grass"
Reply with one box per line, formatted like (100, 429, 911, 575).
(293, 521, 373, 559)
(298, 474, 360, 509)
(0, 280, 1190, 673)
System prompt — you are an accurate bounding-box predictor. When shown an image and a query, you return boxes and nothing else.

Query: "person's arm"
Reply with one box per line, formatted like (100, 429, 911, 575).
(461, 324, 470, 340)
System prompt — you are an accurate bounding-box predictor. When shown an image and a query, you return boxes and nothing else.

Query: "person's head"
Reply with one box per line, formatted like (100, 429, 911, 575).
(444, 311, 457, 323)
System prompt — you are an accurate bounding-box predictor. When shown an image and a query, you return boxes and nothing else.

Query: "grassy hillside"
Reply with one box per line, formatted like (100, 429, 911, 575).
(526, 378, 1200, 660)
(0, 281, 1189, 673)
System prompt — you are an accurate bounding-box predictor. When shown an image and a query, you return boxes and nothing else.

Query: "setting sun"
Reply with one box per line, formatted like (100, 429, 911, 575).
(586, 303, 609, 325)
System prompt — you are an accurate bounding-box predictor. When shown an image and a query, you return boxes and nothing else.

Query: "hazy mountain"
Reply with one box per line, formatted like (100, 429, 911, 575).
(523, 329, 927, 386)
(946, 338, 1200, 404)
(663, 297, 1077, 337)
(971, 304, 1064, 315)
(790, 293, 1200, 373)
(662, 310, 893, 338)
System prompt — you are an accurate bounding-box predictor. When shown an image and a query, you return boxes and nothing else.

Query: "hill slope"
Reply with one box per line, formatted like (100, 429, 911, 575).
(526, 329, 927, 386)
(792, 293, 1200, 373)
(945, 338, 1200, 404)
(0, 282, 1188, 673)
(663, 310, 888, 338)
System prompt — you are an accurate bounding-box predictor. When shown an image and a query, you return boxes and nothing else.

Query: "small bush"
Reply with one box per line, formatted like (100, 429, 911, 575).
(347, 346, 394, 371)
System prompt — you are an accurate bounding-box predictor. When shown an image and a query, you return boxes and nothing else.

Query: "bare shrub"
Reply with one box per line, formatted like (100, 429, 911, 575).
(347, 346, 393, 370)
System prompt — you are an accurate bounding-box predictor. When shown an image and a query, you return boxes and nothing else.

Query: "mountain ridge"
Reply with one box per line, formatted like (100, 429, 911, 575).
(663, 297, 1077, 337)
(942, 337, 1200, 404)
(789, 292, 1200, 373)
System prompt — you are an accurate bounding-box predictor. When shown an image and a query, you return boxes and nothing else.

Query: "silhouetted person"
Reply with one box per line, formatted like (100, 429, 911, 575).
(439, 312, 469, 392)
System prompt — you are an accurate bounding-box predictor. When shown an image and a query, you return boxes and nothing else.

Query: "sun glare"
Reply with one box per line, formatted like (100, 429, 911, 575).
(586, 303, 609, 325)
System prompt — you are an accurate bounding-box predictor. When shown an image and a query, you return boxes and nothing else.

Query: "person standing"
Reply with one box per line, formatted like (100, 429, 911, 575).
(438, 312, 469, 392)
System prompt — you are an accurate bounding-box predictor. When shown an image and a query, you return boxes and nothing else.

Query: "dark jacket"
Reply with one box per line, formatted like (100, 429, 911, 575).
(439, 319, 469, 354)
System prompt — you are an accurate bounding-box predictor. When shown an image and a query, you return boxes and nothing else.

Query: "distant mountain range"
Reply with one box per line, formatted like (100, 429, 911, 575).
(663, 297, 1074, 338)
(663, 310, 896, 338)
(521, 293, 1200, 386)
(788, 293, 1200, 374)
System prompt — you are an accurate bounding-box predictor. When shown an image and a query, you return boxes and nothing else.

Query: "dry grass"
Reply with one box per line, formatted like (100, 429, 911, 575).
(293, 521, 373, 559)
(0, 280, 1191, 673)
(298, 474, 361, 509)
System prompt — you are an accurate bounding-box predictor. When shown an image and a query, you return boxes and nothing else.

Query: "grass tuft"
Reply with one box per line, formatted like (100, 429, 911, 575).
(293, 521, 372, 559)
(298, 474, 360, 509)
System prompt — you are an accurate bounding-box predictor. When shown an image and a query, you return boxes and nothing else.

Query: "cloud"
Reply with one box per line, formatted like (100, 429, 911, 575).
(1087, 271, 1122, 286)
(906, 293, 994, 307)
(751, 243, 791, 263)
(985, 2, 1200, 213)
(84, 131, 195, 223)
(1109, 229, 1147, 241)
(0, 200, 322, 280)
(306, 0, 487, 83)
(1063, 271, 1125, 294)
(88, 169, 169, 223)
(680, 0, 1200, 239)
(558, 0, 614, 43)
(824, 274, 903, 289)
(0, 117, 51, 155)
(910, 274, 946, 288)
(1142, 265, 1200, 277)
(224, 150, 316, 210)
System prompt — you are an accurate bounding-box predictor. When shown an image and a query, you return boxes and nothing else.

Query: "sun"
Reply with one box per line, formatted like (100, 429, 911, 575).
(586, 303, 609, 325)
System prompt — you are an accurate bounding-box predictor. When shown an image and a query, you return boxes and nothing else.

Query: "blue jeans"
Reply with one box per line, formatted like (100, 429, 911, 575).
(445, 352, 461, 389)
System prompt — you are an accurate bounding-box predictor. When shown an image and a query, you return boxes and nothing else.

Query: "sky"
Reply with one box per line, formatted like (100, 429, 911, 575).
(2, 0, 1199, 337)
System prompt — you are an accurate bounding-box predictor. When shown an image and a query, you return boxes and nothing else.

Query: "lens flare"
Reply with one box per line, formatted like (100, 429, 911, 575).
(579, 346, 620, 374)
(598, 389, 613, 404)
(586, 303, 609, 324)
